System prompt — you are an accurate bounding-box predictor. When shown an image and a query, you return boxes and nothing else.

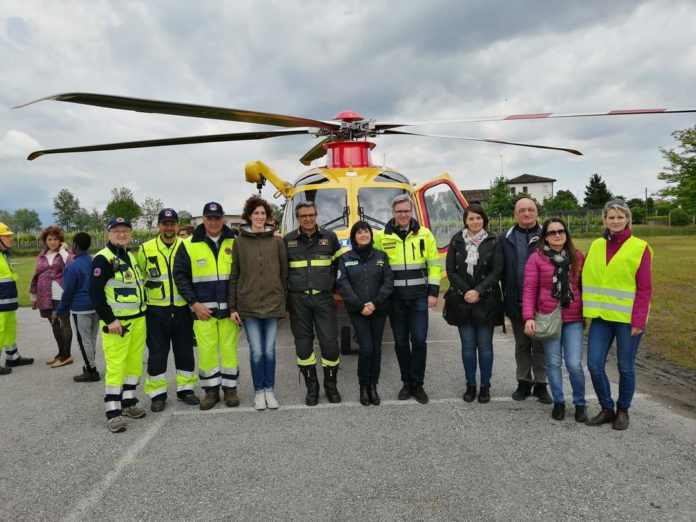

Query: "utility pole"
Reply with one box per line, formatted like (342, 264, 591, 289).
(645, 187, 649, 218)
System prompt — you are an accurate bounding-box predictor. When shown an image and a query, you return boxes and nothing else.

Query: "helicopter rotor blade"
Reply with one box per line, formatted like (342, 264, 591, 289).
(15, 92, 339, 130)
(384, 129, 583, 155)
(376, 107, 696, 129)
(27, 128, 311, 161)
(299, 138, 331, 166)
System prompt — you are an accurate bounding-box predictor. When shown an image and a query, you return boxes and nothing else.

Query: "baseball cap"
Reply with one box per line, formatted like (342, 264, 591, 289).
(158, 208, 179, 223)
(203, 202, 224, 217)
(107, 217, 132, 231)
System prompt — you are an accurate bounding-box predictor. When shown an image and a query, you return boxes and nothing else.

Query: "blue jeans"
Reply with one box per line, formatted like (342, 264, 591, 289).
(457, 324, 494, 387)
(543, 321, 585, 405)
(587, 318, 643, 410)
(243, 317, 278, 392)
(388, 296, 429, 387)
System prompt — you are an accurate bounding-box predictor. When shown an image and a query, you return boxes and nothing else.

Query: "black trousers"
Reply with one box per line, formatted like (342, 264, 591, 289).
(349, 312, 387, 384)
(146, 305, 195, 399)
(287, 292, 339, 366)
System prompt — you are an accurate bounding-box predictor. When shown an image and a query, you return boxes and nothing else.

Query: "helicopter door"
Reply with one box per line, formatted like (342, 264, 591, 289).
(414, 174, 468, 252)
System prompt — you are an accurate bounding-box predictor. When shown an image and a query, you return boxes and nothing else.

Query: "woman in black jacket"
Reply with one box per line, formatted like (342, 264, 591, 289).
(336, 221, 394, 406)
(445, 204, 504, 403)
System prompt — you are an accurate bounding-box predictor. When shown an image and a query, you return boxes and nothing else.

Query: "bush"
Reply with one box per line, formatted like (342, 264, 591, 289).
(670, 209, 692, 226)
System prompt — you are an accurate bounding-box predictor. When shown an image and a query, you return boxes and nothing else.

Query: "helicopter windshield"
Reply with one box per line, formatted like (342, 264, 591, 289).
(358, 186, 411, 229)
(287, 188, 349, 232)
(373, 171, 410, 184)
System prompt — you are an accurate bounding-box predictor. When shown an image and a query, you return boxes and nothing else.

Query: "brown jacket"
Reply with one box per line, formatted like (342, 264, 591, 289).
(228, 225, 287, 319)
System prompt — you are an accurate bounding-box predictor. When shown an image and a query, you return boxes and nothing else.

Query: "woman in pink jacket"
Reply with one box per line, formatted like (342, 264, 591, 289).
(30, 225, 74, 367)
(523, 218, 586, 422)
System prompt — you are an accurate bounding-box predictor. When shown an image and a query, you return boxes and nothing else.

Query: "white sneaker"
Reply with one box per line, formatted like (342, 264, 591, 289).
(254, 392, 267, 411)
(265, 390, 279, 410)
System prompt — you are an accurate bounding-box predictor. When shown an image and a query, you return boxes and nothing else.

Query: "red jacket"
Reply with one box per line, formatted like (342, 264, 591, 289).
(522, 249, 584, 323)
(30, 247, 73, 310)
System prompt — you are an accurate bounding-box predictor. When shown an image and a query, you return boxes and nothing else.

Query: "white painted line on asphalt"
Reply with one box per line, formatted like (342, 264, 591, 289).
(171, 393, 650, 416)
(62, 412, 170, 522)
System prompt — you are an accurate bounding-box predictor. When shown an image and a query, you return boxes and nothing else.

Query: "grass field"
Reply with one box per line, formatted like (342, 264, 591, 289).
(9, 235, 696, 369)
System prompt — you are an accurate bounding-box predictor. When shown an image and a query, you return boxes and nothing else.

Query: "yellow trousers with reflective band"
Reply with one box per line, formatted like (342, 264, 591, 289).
(101, 316, 146, 418)
(0, 310, 17, 348)
(194, 317, 239, 391)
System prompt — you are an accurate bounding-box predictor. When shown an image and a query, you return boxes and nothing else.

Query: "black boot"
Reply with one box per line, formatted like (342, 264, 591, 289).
(512, 381, 532, 401)
(299, 365, 320, 406)
(368, 383, 380, 406)
(73, 366, 100, 382)
(463, 384, 477, 402)
(533, 383, 553, 404)
(552, 402, 566, 421)
(323, 366, 342, 403)
(478, 385, 491, 404)
(359, 383, 370, 406)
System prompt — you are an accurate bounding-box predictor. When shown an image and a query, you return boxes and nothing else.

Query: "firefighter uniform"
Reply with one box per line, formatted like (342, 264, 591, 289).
(0, 223, 33, 373)
(284, 226, 342, 404)
(173, 223, 239, 402)
(374, 219, 440, 396)
(90, 243, 147, 420)
(137, 234, 197, 405)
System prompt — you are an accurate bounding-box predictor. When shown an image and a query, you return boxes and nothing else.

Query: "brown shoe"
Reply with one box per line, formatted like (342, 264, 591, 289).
(586, 407, 616, 426)
(50, 356, 74, 368)
(46, 356, 59, 365)
(224, 387, 240, 408)
(199, 391, 220, 410)
(613, 408, 630, 430)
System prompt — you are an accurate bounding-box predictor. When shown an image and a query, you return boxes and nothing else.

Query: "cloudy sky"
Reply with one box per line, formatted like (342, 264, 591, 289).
(2, 0, 696, 225)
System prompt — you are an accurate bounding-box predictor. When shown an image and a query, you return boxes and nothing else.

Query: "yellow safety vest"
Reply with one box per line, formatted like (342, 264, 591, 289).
(138, 237, 186, 307)
(0, 251, 19, 312)
(582, 236, 652, 324)
(182, 237, 234, 315)
(95, 247, 146, 318)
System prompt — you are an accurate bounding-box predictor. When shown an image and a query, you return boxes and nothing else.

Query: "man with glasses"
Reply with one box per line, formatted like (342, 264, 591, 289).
(137, 208, 199, 412)
(174, 202, 240, 410)
(374, 194, 440, 404)
(90, 217, 147, 433)
(284, 201, 342, 406)
(500, 198, 552, 404)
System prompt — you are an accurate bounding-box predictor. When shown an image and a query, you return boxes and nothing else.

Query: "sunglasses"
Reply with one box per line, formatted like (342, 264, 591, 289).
(546, 229, 566, 237)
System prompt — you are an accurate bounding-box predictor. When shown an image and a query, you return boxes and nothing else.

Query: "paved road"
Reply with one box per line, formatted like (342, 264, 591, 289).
(2, 308, 695, 521)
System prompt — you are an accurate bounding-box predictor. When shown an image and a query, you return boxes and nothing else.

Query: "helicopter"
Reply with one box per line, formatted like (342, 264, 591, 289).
(16, 94, 696, 352)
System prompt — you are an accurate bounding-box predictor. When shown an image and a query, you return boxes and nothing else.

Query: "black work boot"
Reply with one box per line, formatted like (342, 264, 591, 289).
(478, 385, 491, 404)
(574, 405, 587, 423)
(368, 383, 381, 406)
(359, 383, 370, 406)
(463, 384, 477, 403)
(533, 383, 553, 404)
(512, 381, 532, 401)
(73, 366, 100, 382)
(323, 366, 342, 403)
(552, 402, 566, 421)
(300, 365, 320, 406)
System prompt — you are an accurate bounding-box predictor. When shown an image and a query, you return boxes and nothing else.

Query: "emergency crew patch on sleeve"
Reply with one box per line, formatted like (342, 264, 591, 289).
(287, 240, 298, 248)
(319, 239, 329, 246)
(93, 267, 101, 276)
(225, 247, 232, 255)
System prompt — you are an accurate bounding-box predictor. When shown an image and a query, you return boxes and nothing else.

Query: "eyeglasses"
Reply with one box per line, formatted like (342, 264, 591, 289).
(546, 229, 566, 237)
(297, 214, 316, 220)
(393, 209, 412, 214)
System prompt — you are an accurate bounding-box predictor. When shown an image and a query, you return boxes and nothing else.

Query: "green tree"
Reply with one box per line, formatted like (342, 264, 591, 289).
(73, 208, 94, 231)
(486, 176, 515, 215)
(104, 187, 141, 224)
(177, 210, 192, 224)
(13, 208, 41, 233)
(658, 126, 696, 214)
(139, 197, 164, 231)
(583, 173, 613, 209)
(0, 209, 14, 229)
(543, 190, 580, 212)
(53, 188, 81, 231)
(269, 202, 285, 224)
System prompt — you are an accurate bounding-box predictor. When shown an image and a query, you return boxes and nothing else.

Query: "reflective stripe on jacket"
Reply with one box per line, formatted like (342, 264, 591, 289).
(284, 227, 340, 293)
(0, 251, 18, 312)
(182, 237, 234, 316)
(582, 236, 652, 324)
(374, 219, 440, 300)
(94, 247, 146, 318)
(137, 237, 187, 307)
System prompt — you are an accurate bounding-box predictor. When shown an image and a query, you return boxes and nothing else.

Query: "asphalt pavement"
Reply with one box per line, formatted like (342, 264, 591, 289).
(1, 308, 695, 521)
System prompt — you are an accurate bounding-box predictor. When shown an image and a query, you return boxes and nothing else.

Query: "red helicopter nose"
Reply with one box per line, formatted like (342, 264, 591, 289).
(333, 110, 364, 122)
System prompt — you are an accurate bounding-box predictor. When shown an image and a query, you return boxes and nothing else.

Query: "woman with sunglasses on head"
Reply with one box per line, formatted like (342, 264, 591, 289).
(336, 221, 393, 406)
(445, 204, 504, 403)
(523, 218, 586, 422)
(583, 200, 652, 430)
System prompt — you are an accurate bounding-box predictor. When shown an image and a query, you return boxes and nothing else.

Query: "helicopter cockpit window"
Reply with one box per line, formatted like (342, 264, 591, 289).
(357, 187, 411, 230)
(421, 182, 466, 250)
(287, 188, 349, 232)
(294, 173, 330, 187)
(373, 171, 410, 185)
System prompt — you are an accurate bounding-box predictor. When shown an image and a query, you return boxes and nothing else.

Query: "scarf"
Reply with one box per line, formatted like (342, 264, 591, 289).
(352, 243, 373, 262)
(543, 245, 574, 308)
(462, 228, 488, 276)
